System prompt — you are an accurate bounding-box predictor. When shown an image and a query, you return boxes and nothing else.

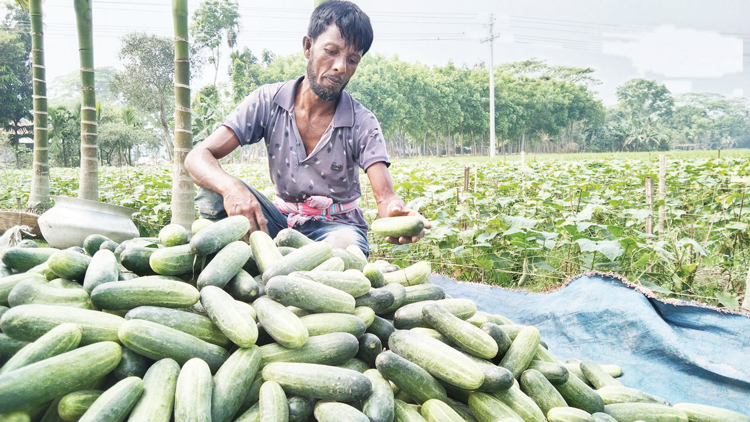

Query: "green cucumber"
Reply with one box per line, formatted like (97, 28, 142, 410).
(119, 247, 156, 276)
(83, 234, 112, 256)
(379, 283, 408, 315)
(82, 250, 119, 294)
(124, 306, 229, 347)
(672, 403, 750, 422)
(332, 248, 362, 270)
(492, 383, 546, 422)
(520, 369, 568, 415)
(467, 392, 523, 422)
(473, 362, 514, 393)
(287, 395, 316, 422)
(1, 247, 58, 272)
(346, 245, 368, 269)
(527, 360, 569, 385)
(127, 358, 180, 422)
(299, 312, 367, 337)
(259, 380, 288, 422)
(362, 368, 395, 422)
(421, 399, 465, 422)
(0, 264, 11, 278)
(48, 278, 84, 289)
(445, 397, 479, 422)
(174, 358, 212, 422)
(1, 304, 125, 344)
(357, 332, 383, 367)
(148, 245, 197, 276)
(410, 327, 452, 344)
(403, 284, 445, 305)
(555, 372, 605, 414)
(249, 230, 283, 273)
(314, 401, 369, 422)
(363, 263, 387, 288)
(354, 306, 375, 327)
(190, 215, 250, 255)
(212, 346, 262, 422)
(26, 261, 56, 281)
(0, 334, 28, 362)
(237, 374, 264, 417)
(117, 319, 229, 373)
(596, 386, 670, 405)
(113, 347, 151, 379)
(534, 344, 563, 364)
(196, 240, 252, 290)
(500, 326, 540, 379)
(592, 412, 620, 422)
(278, 246, 296, 255)
(225, 269, 261, 302)
(191, 218, 213, 234)
(394, 399, 428, 422)
(0, 273, 47, 307)
(604, 404, 688, 422)
(266, 274, 355, 313)
(200, 285, 258, 348)
(423, 303, 497, 359)
(234, 402, 259, 422)
(481, 323, 513, 359)
(90, 276, 200, 310)
(467, 313, 489, 328)
(262, 362, 372, 401)
(99, 240, 119, 252)
(78, 376, 143, 422)
(0, 342, 122, 413)
(355, 287, 396, 313)
(367, 315, 395, 346)
(254, 296, 308, 348)
(261, 242, 333, 282)
(383, 261, 431, 286)
(158, 223, 189, 247)
(0, 323, 82, 375)
(260, 332, 358, 366)
(8, 279, 91, 309)
(0, 411, 31, 422)
(375, 351, 447, 404)
(47, 250, 91, 281)
(393, 298, 476, 329)
(339, 357, 369, 373)
(274, 228, 313, 248)
(548, 407, 595, 422)
(372, 216, 424, 238)
(312, 256, 345, 272)
(295, 269, 371, 297)
(58, 390, 102, 422)
(581, 361, 622, 389)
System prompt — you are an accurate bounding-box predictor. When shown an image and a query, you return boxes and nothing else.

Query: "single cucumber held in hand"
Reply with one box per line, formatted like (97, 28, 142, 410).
(372, 216, 425, 237)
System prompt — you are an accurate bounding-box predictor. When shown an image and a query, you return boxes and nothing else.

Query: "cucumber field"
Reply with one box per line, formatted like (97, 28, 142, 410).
(2, 149, 749, 310)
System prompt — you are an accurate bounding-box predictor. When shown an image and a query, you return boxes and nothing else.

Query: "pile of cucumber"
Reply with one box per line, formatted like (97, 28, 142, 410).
(0, 215, 747, 422)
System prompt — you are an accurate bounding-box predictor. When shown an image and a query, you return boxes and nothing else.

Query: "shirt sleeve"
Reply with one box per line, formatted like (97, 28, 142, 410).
(222, 84, 275, 146)
(356, 112, 391, 171)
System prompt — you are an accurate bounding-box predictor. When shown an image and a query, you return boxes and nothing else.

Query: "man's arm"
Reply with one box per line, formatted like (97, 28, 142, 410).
(366, 162, 431, 244)
(184, 126, 268, 233)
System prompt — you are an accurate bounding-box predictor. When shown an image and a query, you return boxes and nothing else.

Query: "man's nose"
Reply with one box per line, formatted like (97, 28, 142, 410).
(332, 55, 347, 74)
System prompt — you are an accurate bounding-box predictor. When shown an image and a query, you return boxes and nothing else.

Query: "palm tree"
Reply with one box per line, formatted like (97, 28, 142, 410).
(23, 0, 50, 212)
(74, 0, 98, 201)
(171, 0, 195, 231)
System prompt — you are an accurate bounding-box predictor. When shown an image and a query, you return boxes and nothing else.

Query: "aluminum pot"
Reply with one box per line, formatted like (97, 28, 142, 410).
(38, 195, 140, 248)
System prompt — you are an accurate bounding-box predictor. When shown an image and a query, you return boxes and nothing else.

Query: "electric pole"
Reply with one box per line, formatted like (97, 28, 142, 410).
(481, 14, 500, 158)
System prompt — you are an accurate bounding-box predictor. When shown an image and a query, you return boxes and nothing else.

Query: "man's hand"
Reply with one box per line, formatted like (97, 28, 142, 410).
(384, 200, 431, 245)
(222, 182, 268, 237)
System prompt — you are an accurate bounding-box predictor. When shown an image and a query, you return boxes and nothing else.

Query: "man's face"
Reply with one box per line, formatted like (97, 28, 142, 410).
(304, 24, 363, 102)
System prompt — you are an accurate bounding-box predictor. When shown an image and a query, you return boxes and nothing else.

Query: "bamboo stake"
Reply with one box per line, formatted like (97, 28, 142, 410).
(645, 177, 653, 235)
(463, 167, 470, 192)
(658, 155, 666, 241)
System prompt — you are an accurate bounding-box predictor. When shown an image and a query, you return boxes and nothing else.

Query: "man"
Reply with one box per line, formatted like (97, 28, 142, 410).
(184, 0, 429, 256)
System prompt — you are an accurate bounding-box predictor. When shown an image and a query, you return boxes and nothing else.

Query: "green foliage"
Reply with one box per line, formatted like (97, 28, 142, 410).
(191, 0, 240, 85)
(48, 66, 119, 107)
(0, 4, 32, 162)
(48, 105, 81, 167)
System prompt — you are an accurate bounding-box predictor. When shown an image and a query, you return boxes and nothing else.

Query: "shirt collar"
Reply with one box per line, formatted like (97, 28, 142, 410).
(274, 76, 355, 128)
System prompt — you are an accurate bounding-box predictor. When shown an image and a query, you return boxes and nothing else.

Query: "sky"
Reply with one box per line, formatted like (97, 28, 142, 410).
(9, 0, 750, 105)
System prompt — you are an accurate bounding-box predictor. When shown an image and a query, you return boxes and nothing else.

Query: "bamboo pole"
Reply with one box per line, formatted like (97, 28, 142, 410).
(75, 0, 98, 201)
(658, 155, 666, 241)
(170, 0, 195, 231)
(463, 167, 470, 192)
(26, 0, 50, 212)
(645, 177, 653, 235)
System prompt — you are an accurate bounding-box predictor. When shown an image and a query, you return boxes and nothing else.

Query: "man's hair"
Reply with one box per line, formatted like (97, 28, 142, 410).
(308, 0, 373, 55)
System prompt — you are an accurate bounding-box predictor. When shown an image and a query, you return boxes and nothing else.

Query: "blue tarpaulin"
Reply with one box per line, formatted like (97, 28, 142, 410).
(429, 273, 750, 415)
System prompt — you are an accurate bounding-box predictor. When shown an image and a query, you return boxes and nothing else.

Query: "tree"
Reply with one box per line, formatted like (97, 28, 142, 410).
(190, 0, 239, 86)
(0, 30, 31, 167)
(74, 0, 98, 201)
(48, 105, 81, 168)
(111, 33, 177, 160)
(615, 78, 674, 121)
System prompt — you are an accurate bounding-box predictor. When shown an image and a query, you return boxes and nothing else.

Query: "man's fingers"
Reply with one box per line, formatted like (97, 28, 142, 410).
(256, 212, 269, 234)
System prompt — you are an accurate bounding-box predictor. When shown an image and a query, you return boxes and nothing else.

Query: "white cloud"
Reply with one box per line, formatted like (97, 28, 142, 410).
(662, 79, 693, 95)
(602, 25, 742, 78)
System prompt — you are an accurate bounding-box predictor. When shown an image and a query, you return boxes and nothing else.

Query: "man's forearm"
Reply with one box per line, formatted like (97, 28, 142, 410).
(184, 147, 244, 196)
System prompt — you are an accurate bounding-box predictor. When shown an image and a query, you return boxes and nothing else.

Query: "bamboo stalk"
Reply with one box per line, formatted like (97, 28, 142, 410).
(26, 0, 50, 212)
(645, 177, 653, 235)
(170, 0, 195, 231)
(75, 0, 98, 201)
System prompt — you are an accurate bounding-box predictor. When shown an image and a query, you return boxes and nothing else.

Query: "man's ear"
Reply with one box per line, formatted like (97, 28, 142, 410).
(302, 35, 312, 59)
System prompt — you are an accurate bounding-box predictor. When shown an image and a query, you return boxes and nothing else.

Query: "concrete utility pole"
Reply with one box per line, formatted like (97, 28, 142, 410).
(481, 15, 500, 159)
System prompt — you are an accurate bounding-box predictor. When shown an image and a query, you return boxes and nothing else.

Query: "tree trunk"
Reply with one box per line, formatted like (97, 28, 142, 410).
(75, 0, 98, 201)
(171, 0, 195, 231)
(26, 0, 50, 213)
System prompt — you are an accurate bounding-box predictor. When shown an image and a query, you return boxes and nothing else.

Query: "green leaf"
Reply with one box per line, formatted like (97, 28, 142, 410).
(504, 216, 538, 229)
(575, 239, 625, 261)
(640, 280, 673, 294)
(715, 291, 739, 310)
(475, 231, 499, 243)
